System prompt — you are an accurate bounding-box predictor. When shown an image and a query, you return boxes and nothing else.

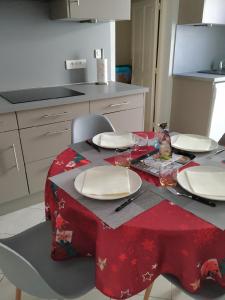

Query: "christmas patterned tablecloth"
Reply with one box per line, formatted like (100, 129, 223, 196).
(45, 132, 225, 299)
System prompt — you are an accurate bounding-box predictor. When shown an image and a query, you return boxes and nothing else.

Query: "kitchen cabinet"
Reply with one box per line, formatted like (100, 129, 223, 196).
(0, 130, 28, 203)
(16, 102, 89, 128)
(26, 157, 55, 195)
(50, 0, 131, 22)
(106, 108, 144, 132)
(0, 91, 145, 203)
(0, 112, 18, 133)
(90, 94, 145, 131)
(20, 121, 71, 163)
(178, 0, 225, 25)
(170, 77, 225, 142)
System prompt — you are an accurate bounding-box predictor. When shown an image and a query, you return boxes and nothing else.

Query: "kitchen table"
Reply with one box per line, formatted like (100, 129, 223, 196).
(45, 132, 225, 299)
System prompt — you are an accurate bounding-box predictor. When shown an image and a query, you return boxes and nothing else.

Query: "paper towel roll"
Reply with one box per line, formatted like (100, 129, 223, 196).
(97, 58, 108, 85)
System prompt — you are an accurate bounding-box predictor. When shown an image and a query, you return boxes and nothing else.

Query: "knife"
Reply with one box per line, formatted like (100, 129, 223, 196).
(166, 186, 216, 207)
(114, 190, 146, 212)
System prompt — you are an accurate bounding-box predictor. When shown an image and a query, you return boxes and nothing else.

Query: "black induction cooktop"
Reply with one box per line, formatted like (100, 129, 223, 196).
(0, 86, 85, 104)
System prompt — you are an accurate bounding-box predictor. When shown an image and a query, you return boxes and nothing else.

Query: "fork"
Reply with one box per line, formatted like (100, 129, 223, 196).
(166, 186, 216, 207)
(208, 149, 224, 159)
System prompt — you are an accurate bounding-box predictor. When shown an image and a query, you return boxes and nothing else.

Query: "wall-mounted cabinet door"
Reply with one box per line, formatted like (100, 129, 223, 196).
(178, 0, 225, 25)
(0, 131, 28, 203)
(51, 0, 131, 21)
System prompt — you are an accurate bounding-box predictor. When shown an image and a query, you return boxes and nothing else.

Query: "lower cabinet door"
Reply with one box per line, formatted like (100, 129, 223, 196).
(104, 108, 144, 132)
(26, 157, 55, 194)
(0, 131, 29, 203)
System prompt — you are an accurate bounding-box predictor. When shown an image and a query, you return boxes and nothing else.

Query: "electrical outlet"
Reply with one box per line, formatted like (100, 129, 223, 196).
(65, 59, 87, 70)
(94, 49, 102, 59)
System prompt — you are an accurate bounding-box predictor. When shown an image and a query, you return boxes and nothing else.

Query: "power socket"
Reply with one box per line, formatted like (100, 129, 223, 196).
(65, 59, 87, 70)
(94, 49, 102, 59)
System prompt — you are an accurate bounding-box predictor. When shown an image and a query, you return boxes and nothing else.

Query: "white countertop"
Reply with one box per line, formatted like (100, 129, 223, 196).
(0, 81, 149, 114)
(174, 72, 225, 82)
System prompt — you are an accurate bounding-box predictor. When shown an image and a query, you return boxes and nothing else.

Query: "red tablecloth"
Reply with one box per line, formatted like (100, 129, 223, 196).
(45, 132, 225, 299)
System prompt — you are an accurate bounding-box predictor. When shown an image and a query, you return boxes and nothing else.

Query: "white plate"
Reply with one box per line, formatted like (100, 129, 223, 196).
(177, 166, 225, 201)
(92, 132, 135, 149)
(74, 165, 142, 200)
(171, 134, 218, 152)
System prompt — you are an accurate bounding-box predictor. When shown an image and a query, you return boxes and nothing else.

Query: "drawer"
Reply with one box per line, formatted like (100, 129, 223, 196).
(0, 113, 18, 133)
(26, 157, 54, 194)
(90, 94, 144, 114)
(105, 108, 144, 132)
(20, 121, 71, 163)
(17, 102, 89, 128)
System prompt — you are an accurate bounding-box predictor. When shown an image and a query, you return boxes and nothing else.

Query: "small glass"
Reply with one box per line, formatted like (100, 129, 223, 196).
(114, 149, 132, 168)
(133, 133, 149, 152)
(159, 163, 178, 187)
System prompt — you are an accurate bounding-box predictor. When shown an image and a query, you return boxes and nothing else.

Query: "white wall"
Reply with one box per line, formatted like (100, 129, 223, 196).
(0, 0, 115, 91)
(173, 25, 225, 73)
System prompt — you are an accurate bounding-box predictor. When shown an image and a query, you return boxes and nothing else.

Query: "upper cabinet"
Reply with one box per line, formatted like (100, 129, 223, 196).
(50, 0, 131, 22)
(178, 0, 225, 25)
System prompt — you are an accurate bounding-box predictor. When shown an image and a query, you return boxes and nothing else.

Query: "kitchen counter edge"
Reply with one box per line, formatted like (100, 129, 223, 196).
(0, 82, 149, 114)
(174, 72, 225, 83)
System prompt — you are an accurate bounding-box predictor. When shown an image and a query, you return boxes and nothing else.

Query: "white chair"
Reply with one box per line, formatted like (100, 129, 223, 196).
(72, 114, 115, 143)
(0, 221, 95, 300)
(218, 133, 225, 146)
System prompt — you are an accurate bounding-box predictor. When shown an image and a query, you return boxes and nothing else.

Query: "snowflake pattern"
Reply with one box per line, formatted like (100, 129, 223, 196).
(97, 257, 107, 271)
(55, 160, 64, 166)
(190, 279, 200, 291)
(45, 144, 225, 300)
(142, 272, 154, 282)
(120, 289, 132, 298)
(58, 198, 66, 210)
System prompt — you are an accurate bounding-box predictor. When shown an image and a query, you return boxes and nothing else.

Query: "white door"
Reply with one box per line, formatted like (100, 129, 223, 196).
(131, 0, 160, 130)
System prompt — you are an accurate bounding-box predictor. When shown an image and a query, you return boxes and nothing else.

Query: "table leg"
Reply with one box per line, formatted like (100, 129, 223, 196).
(15, 288, 22, 300)
(143, 283, 154, 300)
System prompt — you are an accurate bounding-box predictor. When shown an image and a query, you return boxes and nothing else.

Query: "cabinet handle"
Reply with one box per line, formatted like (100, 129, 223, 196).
(108, 102, 129, 108)
(41, 112, 70, 118)
(44, 128, 71, 136)
(12, 144, 20, 172)
(69, 0, 80, 5)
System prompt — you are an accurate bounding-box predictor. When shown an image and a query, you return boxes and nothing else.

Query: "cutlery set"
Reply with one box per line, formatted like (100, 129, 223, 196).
(166, 186, 216, 207)
(114, 190, 146, 212)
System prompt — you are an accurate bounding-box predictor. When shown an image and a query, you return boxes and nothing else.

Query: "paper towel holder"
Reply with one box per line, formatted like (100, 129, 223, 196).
(95, 48, 109, 85)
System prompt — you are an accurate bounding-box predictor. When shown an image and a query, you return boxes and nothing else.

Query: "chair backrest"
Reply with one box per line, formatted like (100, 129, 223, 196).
(72, 114, 115, 143)
(0, 242, 62, 299)
(218, 133, 225, 146)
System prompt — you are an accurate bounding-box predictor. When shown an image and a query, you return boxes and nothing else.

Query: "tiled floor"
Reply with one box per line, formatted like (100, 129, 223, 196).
(0, 203, 191, 300)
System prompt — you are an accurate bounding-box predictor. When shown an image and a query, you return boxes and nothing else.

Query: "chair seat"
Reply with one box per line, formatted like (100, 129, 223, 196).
(1, 222, 95, 299)
(164, 274, 225, 299)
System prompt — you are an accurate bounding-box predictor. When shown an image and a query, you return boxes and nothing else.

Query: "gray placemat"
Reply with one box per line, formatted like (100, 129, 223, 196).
(49, 163, 165, 229)
(66, 140, 225, 230)
(70, 141, 120, 161)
